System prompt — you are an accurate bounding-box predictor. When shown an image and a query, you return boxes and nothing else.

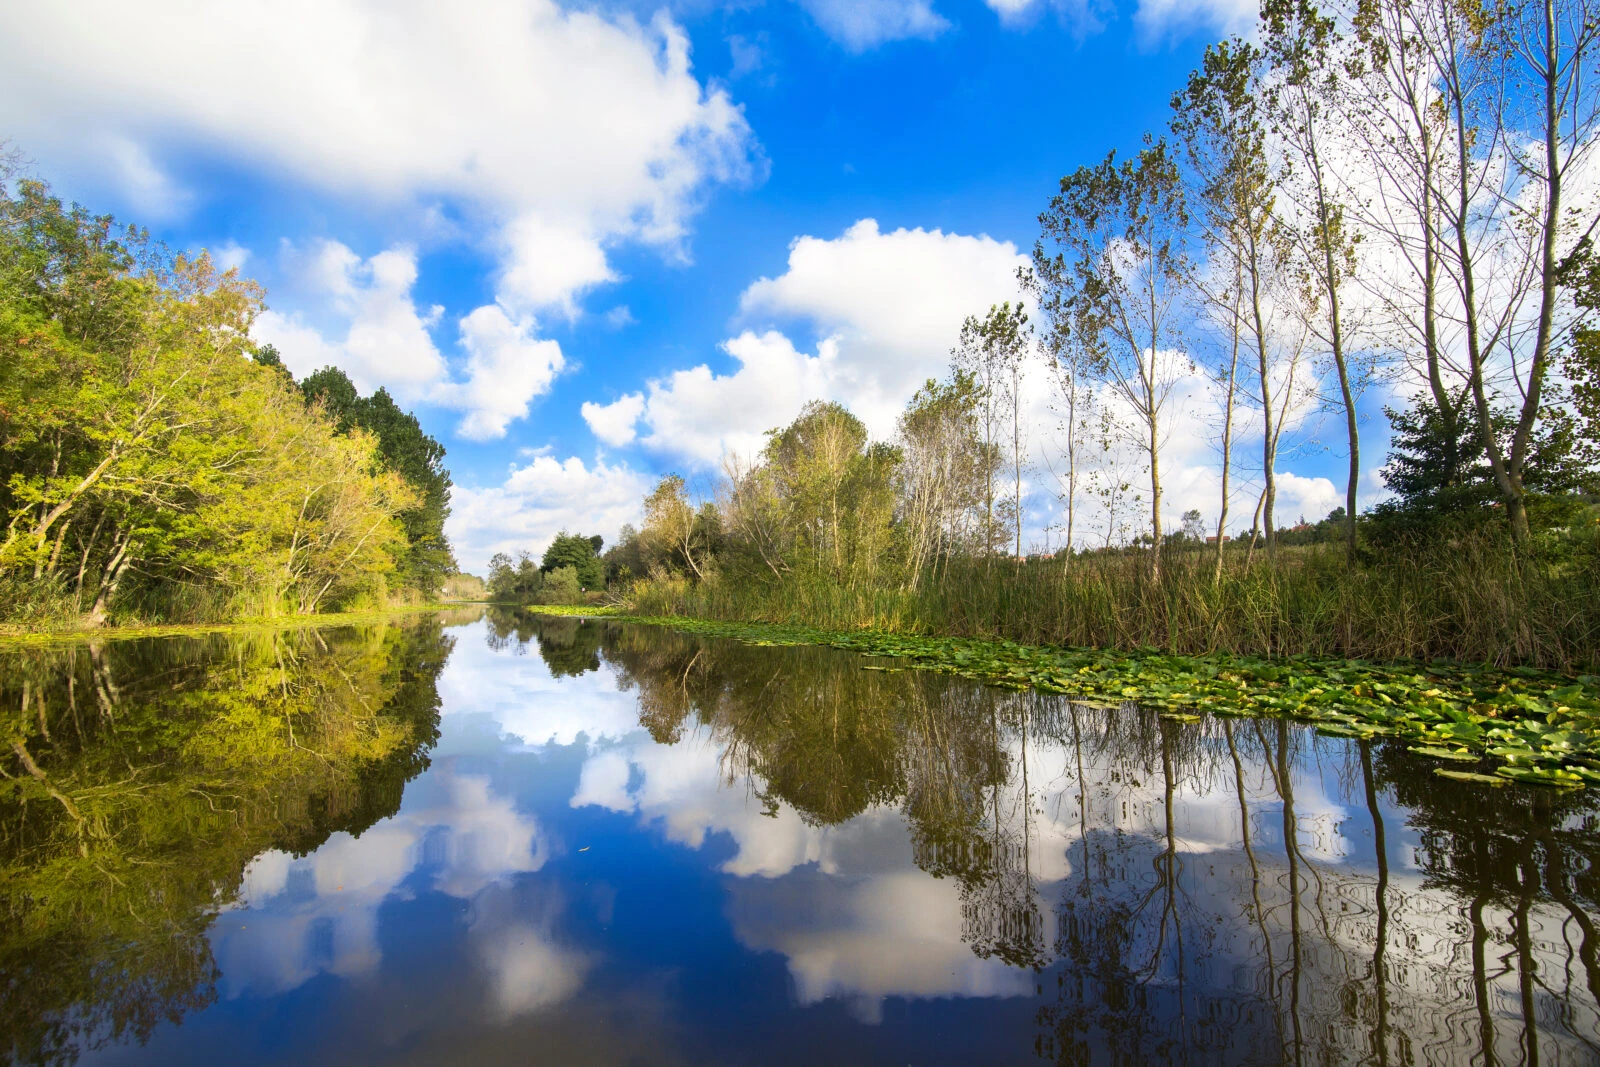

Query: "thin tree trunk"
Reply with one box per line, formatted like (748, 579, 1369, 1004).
(1217, 299, 1242, 584)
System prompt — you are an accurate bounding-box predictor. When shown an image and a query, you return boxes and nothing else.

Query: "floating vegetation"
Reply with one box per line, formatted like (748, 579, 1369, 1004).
(523, 605, 1600, 789)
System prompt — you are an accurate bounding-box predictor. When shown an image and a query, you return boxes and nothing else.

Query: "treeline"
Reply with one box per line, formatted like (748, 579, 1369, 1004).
(603, 0, 1600, 668)
(486, 530, 606, 604)
(0, 175, 457, 627)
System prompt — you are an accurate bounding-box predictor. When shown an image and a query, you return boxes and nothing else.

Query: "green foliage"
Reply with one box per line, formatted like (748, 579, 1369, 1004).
(486, 551, 543, 602)
(521, 604, 1600, 787)
(0, 178, 441, 626)
(542, 565, 582, 604)
(298, 366, 455, 593)
(540, 531, 604, 590)
(1369, 398, 1596, 547)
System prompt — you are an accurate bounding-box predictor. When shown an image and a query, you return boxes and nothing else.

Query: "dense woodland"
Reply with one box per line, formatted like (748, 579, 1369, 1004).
(507, 0, 1600, 669)
(0, 173, 456, 627)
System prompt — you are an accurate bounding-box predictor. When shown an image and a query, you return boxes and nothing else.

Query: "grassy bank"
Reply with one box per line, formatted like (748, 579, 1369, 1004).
(0, 602, 482, 650)
(519, 603, 1600, 789)
(624, 538, 1600, 673)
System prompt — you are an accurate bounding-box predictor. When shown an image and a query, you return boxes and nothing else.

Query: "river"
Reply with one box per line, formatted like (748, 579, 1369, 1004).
(2, 608, 1596, 1065)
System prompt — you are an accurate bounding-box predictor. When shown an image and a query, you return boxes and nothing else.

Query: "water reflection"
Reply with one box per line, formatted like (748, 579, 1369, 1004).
(0, 619, 451, 1066)
(524, 613, 1600, 1064)
(2, 609, 1597, 1065)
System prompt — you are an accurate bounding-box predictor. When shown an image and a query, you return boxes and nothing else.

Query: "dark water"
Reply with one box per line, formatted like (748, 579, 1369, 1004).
(3, 609, 1598, 1066)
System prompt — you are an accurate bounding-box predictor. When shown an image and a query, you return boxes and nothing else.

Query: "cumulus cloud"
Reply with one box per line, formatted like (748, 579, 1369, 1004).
(255, 242, 447, 393)
(629, 331, 841, 465)
(797, 0, 950, 50)
(446, 455, 651, 573)
(590, 218, 1028, 465)
(0, 0, 756, 318)
(448, 306, 567, 441)
(253, 241, 563, 440)
(582, 392, 648, 448)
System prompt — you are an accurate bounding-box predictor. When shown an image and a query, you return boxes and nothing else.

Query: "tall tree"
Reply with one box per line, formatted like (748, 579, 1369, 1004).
(895, 371, 989, 586)
(953, 303, 1028, 559)
(1264, 0, 1365, 566)
(1031, 141, 1191, 578)
(1354, 0, 1600, 542)
(1174, 38, 1297, 559)
(298, 366, 455, 592)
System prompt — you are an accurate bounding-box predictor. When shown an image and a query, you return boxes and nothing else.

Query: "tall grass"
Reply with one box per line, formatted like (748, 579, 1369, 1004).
(626, 535, 1600, 671)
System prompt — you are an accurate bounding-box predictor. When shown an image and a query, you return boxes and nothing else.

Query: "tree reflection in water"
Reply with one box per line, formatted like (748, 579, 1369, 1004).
(508, 613, 1600, 1065)
(0, 619, 452, 1067)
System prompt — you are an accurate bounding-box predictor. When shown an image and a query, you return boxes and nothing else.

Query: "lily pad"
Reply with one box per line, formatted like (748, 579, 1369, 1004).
(1433, 769, 1506, 785)
(1407, 746, 1479, 762)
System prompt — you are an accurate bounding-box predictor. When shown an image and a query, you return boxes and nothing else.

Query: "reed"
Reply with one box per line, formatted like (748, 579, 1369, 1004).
(626, 534, 1600, 671)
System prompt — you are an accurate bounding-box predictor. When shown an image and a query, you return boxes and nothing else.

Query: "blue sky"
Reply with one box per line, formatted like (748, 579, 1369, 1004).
(3, 0, 1383, 570)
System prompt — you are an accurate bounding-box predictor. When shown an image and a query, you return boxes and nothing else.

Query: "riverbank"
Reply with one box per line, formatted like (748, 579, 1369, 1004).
(0, 601, 486, 650)
(518, 604, 1600, 788)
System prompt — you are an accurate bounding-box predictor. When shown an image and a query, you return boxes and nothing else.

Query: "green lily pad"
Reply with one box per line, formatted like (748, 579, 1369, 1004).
(1433, 769, 1506, 785)
(1408, 746, 1480, 762)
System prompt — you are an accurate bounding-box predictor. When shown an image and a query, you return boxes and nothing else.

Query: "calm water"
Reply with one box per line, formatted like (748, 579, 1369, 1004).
(2, 608, 1598, 1066)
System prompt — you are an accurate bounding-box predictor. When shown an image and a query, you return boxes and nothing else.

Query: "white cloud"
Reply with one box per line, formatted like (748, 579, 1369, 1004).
(497, 214, 618, 318)
(449, 306, 567, 441)
(1133, 0, 1257, 43)
(595, 218, 1028, 466)
(255, 241, 447, 395)
(1, 0, 757, 316)
(1274, 471, 1343, 527)
(582, 392, 647, 448)
(633, 330, 842, 465)
(446, 454, 651, 573)
(254, 241, 565, 440)
(212, 240, 252, 273)
(797, 0, 950, 50)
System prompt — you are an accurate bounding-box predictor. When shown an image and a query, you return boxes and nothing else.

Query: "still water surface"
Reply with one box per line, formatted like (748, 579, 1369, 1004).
(2, 608, 1598, 1065)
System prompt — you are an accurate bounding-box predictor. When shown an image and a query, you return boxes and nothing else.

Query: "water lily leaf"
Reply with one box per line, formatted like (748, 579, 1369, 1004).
(1433, 769, 1506, 785)
(1496, 765, 1585, 788)
(1408, 746, 1479, 762)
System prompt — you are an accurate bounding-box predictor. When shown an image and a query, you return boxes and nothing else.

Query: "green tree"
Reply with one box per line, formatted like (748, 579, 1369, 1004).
(298, 367, 455, 594)
(540, 531, 604, 590)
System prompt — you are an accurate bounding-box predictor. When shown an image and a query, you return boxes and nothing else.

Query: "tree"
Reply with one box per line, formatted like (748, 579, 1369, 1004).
(1031, 140, 1191, 579)
(1175, 38, 1300, 560)
(299, 367, 455, 593)
(541, 531, 604, 590)
(641, 475, 705, 579)
(1352, 0, 1600, 542)
(1263, 0, 1365, 566)
(953, 303, 1029, 559)
(0, 177, 443, 624)
(754, 402, 900, 587)
(1370, 393, 1594, 543)
(895, 371, 990, 585)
